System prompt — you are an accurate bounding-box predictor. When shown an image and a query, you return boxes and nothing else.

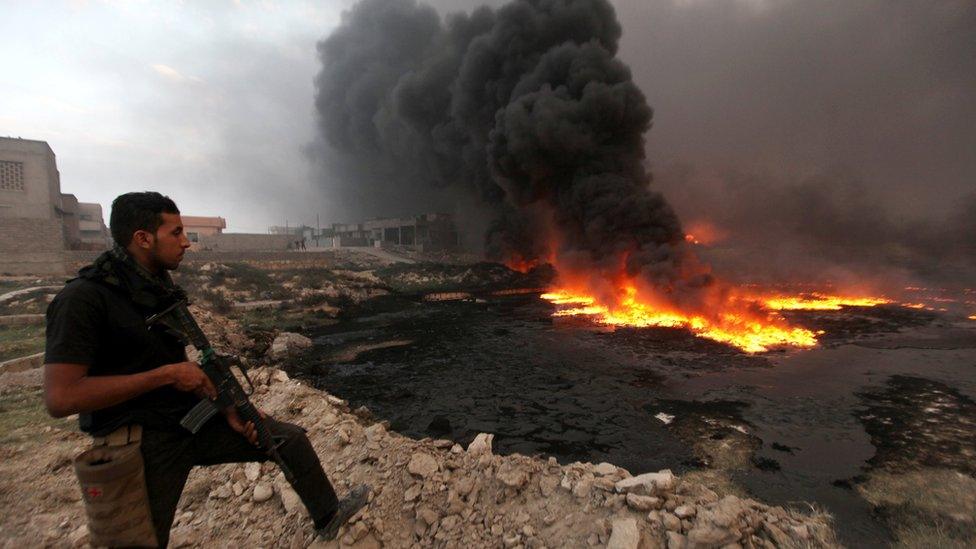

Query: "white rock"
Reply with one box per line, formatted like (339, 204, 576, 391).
(606, 518, 639, 549)
(279, 484, 304, 515)
(326, 395, 346, 407)
(273, 369, 290, 382)
(593, 462, 618, 476)
(268, 332, 313, 360)
(663, 513, 681, 532)
(674, 505, 697, 519)
(572, 479, 593, 499)
(417, 506, 440, 526)
(466, 433, 494, 456)
(440, 515, 460, 531)
(615, 469, 676, 495)
(666, 531, 687, 549)
(244, 462, 262, 482)
(539, 475, 560, 497)
(252, 483, 273, 503)
(495, 462, 529, 489)
(404, 483, 422, 502)
(365, 423, 386, 441)
(210, 483, 233, 499)
(626, 493, 661, 511)
(408, 453, 439, 478)
(687, 524, 739, 547)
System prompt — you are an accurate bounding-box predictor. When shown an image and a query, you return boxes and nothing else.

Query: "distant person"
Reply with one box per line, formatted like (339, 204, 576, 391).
(43, 192, 367, 547)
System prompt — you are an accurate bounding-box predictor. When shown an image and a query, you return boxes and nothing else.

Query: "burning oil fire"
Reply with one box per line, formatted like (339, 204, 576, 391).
(539, 283, 906, 353)
(506, 256, 543, 275)
(764, 294, 892, 311)
(542, 286, 822, 353)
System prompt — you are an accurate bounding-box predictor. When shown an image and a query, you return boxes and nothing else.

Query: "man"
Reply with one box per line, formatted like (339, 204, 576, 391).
(44, 192, 367, 547)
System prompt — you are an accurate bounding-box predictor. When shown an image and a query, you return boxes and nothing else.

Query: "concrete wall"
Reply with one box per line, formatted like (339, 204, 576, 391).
(0, 217, 66, 275)
(60, 193, 80, 248)
(77, 202, 109, 248)
(0, 138, 67, 275)
(0, 138, 61, 221)
(196, 233, 295, 252)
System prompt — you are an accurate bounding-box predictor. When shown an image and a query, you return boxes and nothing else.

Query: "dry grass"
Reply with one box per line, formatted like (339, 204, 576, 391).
(0, 324, 45, 362)
(858, 468, 976, 547)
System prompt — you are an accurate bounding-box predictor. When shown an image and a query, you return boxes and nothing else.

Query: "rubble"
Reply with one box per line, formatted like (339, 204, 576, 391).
(0, 301, 840, 548)
(268, 332, 313, 360)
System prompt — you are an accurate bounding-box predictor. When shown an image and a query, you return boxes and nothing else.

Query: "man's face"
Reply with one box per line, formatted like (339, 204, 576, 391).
(149, 212, 190, 270)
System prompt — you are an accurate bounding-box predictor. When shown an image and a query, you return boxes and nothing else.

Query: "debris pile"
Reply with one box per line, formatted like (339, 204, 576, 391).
(0, 313, 839, 549)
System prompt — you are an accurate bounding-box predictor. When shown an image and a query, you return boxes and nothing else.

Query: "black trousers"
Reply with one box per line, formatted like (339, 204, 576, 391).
(140, 418, 338, 548)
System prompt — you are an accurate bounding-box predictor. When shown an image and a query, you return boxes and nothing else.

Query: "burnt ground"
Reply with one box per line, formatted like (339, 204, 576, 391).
(286, 293, 976, 548)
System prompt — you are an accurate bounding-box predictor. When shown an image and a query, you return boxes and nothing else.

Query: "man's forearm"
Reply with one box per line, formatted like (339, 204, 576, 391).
(44, 364, 173, 418)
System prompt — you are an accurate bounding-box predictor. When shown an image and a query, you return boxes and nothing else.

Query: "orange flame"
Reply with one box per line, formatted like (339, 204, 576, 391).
(764, 293, 892, 311)
(543, 286, 819, 353)
(683, 220, 725, 246)
(505, 256, 541, 274)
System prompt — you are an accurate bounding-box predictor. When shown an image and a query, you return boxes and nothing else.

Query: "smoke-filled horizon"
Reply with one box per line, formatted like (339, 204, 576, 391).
(314, 0, 709, 297)
(311, 0, 976, 291)
(623, 0, 976, 291)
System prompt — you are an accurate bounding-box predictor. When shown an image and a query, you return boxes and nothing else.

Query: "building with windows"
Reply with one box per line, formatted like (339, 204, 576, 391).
(181, 215, 227, 247)
(0, 137, 113, 273)
(324, 213, 459, 251)
(0, 137, 68, 274)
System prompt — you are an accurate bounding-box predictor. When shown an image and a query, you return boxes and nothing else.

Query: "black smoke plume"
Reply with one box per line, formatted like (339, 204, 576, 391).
(314, 0, 703, 293)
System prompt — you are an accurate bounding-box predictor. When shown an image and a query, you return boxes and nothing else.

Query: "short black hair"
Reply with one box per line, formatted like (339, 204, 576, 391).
(109, 192, 180, 246)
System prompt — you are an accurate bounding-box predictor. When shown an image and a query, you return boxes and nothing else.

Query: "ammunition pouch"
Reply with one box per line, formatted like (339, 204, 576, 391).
(74, 425, 158, 548)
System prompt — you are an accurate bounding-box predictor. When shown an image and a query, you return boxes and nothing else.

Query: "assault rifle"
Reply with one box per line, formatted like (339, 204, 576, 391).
(146, 299, 295, 484)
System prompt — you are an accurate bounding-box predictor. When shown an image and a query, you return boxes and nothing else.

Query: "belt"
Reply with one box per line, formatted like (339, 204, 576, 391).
(92, 424, 142, 447)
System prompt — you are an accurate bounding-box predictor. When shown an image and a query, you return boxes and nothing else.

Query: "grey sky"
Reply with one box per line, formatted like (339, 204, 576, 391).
(1, 0, 354, 232)
(2, 0, 973, 242)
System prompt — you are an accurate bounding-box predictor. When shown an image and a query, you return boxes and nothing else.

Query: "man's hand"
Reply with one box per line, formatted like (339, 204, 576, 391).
(224, 406, 267, 447)
(165, 361, 216, 399)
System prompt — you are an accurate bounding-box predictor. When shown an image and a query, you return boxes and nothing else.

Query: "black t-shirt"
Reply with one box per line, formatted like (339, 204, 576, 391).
(45, 277, 197, 436)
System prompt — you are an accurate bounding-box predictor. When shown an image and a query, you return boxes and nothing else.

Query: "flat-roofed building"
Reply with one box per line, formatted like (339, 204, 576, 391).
(0, 137, 67, 274)
(182, 215, 227, 248)
(326, 213, 459, 251)
(77, 202, 109, 249)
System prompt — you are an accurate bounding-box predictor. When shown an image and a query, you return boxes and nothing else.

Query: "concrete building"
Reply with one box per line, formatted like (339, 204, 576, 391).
(59, 192, 81, 248)
(0, 137, 112, 273)
(182, 215, 227, 248)
(77, 202, 109, 249)
(0, 137, 68, 274)
(326, 213, 459, 251)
